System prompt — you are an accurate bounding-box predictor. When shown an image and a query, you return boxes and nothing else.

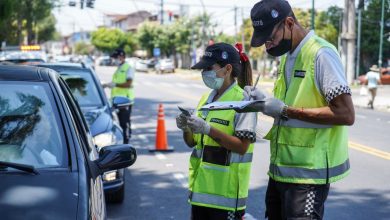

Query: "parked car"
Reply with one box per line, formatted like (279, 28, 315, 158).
(96, 56, 115, 66)
(358, 67, 390, 85)
(155, 59, 175, 73)
(135, 59, 149, 72)
(0, 65, 136, 219)
(36, 63, 130, 203)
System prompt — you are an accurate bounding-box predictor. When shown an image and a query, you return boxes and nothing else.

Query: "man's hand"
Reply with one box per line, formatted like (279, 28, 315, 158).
(262, 98, 286, 118)
(176, 113, 191, 132)
(187, 116, 211, 135)
(102, 82, 116, 88)
(243, 86, 267, 100)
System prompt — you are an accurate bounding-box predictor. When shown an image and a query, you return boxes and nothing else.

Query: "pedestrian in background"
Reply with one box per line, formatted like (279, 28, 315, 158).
(246, 0, 355, 219)
(366, 64, 381, 109)
(176, 43, 258, 220)
(103, 48, 135, 144)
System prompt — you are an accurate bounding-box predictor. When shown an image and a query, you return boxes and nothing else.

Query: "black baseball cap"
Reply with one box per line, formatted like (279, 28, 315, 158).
(250, 0, 292, 47)
(191, 43, 240, 70)
(110, 48, 126, 58)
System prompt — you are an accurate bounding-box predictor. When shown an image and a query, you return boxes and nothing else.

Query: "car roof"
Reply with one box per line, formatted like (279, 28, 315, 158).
(0, 65, 54, 81)
(37, 62, 87, 69)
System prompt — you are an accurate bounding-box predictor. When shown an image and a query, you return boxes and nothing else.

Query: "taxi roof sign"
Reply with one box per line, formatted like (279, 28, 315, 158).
(20, 45, 41, 51)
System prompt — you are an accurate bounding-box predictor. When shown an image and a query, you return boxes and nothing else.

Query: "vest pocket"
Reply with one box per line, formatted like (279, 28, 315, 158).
(276, 127, 317, 167)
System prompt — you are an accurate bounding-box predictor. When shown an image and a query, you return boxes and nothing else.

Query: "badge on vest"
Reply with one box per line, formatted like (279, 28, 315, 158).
(294, 70, 306, 78)
(210, 118, 229, 126)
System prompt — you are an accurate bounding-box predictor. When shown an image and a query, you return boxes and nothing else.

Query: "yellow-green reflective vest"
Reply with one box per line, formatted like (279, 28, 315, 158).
(111, 62, 135, 103)
(189, 84, 254, 211)
(264, 35, 350, 184)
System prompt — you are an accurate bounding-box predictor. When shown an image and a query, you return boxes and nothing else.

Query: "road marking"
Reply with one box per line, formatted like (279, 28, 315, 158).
(176, 83, 187, 88)
(355, 114, 367, 119)
(349, 141, 390, 160)
(244, 213, 258, 220)
(173, 172, 188, 188)
(155, 152, 167, 160)
(191, 84, 204, 89)
(144, 81, 153, 86)
(160, 82, 172, 87)
(165, 163, 173, 167)
(388, 121, 390, 124)
(138, 134, 147, 140)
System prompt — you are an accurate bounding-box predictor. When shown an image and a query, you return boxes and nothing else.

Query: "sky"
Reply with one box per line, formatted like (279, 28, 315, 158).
(53, 0, 345, 36)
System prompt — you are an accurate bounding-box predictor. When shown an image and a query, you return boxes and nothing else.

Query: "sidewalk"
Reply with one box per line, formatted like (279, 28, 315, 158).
(351, 85, 390, 112)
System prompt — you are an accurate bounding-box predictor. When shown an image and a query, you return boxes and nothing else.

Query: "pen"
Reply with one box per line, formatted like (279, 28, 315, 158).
(252, 74, 261, 91)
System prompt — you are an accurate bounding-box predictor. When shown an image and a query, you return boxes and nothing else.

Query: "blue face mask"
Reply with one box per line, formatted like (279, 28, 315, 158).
(201, 68, 225, 90)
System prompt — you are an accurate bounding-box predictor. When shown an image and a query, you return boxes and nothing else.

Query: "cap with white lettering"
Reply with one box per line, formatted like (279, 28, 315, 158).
(250, 0, 292, 47)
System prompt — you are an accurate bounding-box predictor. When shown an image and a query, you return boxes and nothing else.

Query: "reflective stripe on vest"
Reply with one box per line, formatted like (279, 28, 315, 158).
(274, 118, 333, 129)
(191, 148, 253, 163)
(270, 159, 350, 179)
(190, 191, 247, 209)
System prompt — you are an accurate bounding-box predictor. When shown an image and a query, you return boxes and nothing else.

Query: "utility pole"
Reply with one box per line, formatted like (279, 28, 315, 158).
(234, 6, 238, 42)
(378, 0, 385, 68)
(241, 7, 246, 52)
(356, 0, 364, 79)
(341, 0, 356, 85)
(311, 0, 315, 30)
(160, 0, 164, 25)
(356, 9, 362, 80)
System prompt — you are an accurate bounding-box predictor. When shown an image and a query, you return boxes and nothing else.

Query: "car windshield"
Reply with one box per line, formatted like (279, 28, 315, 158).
(0, 82, 66, 169)
(58, 69, 104, 107)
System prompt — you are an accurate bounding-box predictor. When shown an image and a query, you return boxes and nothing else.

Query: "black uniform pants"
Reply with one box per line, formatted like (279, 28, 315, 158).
(117, 105, 132, 144)
(265, 178, 330, 220)
(191, 205, 245, 220)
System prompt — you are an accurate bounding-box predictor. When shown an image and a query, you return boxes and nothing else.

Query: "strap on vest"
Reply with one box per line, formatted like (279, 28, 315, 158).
(269, 159, 350, 179)
(189, 191, 247, 209)
(191, 148, 253, 163)
(274, 118, 333, 129)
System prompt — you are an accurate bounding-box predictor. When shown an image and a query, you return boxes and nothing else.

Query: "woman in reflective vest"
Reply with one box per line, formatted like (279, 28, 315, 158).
(176, 43, 259, 220)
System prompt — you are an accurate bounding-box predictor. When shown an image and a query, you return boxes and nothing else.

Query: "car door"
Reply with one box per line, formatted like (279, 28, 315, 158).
(58, 77, 106, 220)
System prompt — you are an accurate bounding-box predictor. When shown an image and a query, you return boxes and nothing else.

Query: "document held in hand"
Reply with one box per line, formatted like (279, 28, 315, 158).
(199, 100, 265, 113)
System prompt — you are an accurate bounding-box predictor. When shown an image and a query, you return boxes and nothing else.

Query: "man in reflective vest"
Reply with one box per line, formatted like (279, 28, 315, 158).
(245, 0, 355, 219)
(103, 48, 135, 144)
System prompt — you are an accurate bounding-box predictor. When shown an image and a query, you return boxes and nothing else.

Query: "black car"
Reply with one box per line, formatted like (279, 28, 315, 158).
(36, 63, 129, 203)
(0, 65, 136, 219)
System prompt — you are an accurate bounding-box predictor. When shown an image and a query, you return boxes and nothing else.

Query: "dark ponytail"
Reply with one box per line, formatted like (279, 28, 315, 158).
(234, 43, 253, 88)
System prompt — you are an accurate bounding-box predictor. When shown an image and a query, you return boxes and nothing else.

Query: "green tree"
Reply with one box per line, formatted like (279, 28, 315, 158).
(123, 32, 138, 56)
(36, 14, 57, 43)
(91, 28, 126, 54)
(74, 42, 94, 55)
(360, 0, 390, 71)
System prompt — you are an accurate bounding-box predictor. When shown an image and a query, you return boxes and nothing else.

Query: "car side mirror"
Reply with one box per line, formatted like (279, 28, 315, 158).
(95, 144, 137, 174)
(112, 96, 131, 109)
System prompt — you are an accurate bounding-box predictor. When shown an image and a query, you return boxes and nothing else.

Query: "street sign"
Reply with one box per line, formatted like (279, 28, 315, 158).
(153, 48, 161, 57)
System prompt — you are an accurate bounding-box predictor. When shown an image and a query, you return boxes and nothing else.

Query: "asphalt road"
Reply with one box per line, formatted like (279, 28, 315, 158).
(96, 67, 390, 220)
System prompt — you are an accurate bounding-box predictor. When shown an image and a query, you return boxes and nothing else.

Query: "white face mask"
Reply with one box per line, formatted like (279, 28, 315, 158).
(201, 67, 225, 90)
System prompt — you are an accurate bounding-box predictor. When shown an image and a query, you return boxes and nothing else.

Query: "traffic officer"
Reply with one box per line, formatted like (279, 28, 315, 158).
(176, 43, 259, 220)
(103, 48, 135, 144)
(246, 0, 355, 219)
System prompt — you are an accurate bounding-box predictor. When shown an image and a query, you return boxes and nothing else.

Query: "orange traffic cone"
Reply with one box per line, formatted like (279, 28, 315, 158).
(149, 104, 174, 152)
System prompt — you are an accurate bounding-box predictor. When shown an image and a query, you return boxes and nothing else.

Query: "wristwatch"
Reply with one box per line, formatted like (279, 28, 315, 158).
(281, 105, 289, 120)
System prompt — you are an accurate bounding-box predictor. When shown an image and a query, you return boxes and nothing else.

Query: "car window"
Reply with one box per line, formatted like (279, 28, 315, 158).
(57, 69, 104, 107)
(0, 82, 67, 168)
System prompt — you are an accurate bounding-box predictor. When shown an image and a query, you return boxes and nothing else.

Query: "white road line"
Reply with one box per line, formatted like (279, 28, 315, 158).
(191, 84, 204, 89)
(173, 172, 188, 188)
(137, 134, 147, 140)
(165, 163, 173, 167)
(133, 82, 139, 86)
(388, 121, 390, 124)
(176, 83, 187, 88)
(244, 213, 258, 220)
(160, 82, 173, 87)
(131, 124, 138, 130)
(355, 114, 367, 119)
(155, 152, 167, 160)
(144, 81, 153, 86)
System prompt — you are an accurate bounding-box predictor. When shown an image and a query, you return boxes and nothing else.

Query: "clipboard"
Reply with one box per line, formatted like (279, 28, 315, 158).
(199, 100, 265, 113)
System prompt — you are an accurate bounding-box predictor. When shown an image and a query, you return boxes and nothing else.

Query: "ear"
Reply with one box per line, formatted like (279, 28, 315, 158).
(225, 64, 233, 75)
(285, 17, 295, 30)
